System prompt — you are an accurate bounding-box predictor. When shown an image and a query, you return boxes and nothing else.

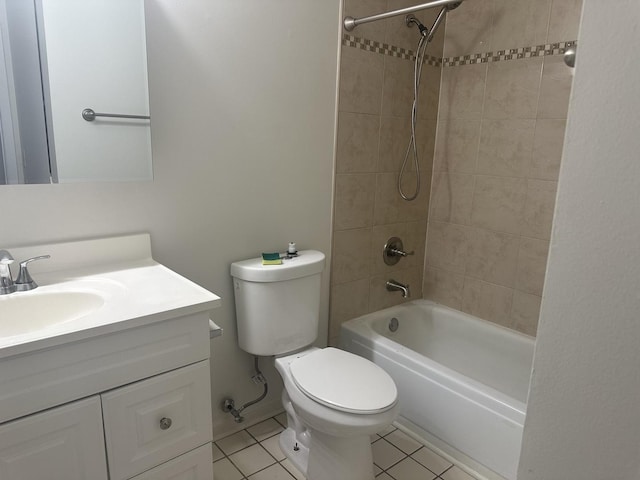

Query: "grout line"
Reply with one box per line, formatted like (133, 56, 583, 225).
(215, 439, 257, 458)
(242, 458, 286, 480)
(278, 457, 304, 480)
(224, 454, 248, 479)
(214, 454, 246, 480)
(374, 436, 410, 476)
(438, 464, 456, 479)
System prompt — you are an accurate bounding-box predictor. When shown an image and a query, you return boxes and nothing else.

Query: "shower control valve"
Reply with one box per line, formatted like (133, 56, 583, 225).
(383, 237, 414, 265)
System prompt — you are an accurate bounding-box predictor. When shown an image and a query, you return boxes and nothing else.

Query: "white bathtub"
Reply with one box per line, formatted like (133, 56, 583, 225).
(340, 300, 534, 480)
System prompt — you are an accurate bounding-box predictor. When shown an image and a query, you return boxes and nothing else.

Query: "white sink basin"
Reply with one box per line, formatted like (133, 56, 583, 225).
(0, 291, 105, 337)
(0, 234, 222, 359)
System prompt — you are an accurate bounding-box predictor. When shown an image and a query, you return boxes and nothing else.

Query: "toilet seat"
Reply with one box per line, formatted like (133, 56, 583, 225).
(289, 348, 397, 415)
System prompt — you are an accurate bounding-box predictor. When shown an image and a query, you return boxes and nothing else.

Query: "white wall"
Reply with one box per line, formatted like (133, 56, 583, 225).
(0, 0, 340, 437)
(518, 1, 640, 478)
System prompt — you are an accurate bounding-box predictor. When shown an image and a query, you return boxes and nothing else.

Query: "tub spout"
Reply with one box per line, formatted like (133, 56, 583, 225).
(386, 279, 410, 298)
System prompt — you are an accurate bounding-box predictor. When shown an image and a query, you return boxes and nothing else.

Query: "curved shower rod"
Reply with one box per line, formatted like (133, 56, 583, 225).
(343, 0, 463, 31)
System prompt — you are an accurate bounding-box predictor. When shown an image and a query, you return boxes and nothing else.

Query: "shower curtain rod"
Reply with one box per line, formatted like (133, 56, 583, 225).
(343, 0, 461, 31)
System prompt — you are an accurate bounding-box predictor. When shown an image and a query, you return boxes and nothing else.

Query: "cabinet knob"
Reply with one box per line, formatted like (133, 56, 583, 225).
(159, 417, 173, 430)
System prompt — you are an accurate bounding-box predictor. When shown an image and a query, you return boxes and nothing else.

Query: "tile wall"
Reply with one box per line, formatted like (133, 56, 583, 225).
(423, 0, 583, 335)
(330, 0, 583, 342)
(329, 0, 445, 345)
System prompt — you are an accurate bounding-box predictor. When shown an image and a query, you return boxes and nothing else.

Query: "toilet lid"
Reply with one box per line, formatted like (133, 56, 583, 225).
(289, 348, 397, 414)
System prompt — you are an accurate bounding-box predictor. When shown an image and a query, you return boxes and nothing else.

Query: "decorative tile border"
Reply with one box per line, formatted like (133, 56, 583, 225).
(442, 41, 577, 66)
(342, 34, 441, 66)
(342, 33, 576, 67)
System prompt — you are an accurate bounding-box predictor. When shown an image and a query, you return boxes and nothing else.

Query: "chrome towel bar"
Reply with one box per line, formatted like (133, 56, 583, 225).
(82, 108, 150, 122)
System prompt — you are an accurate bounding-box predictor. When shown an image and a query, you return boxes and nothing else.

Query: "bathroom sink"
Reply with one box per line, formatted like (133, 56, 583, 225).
(0, 291, 105, 337)
(0, 234, 221, 360)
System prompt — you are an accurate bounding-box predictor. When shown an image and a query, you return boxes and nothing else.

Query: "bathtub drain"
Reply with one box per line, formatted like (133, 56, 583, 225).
(388, 317, 399, 332)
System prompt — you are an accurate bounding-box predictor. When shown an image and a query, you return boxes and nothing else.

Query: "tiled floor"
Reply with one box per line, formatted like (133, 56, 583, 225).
(212, 413, 479, 480)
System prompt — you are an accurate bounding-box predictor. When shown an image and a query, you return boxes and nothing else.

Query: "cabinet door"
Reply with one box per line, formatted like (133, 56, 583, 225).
(130, 444, 213, 480)
(102, 361, 212, 480)
(0, 396, 108, 480)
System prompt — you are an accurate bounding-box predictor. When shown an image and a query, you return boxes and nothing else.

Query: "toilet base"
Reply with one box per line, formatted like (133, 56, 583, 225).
(279, 426, 375, 480)
(279, 427, 309, 475)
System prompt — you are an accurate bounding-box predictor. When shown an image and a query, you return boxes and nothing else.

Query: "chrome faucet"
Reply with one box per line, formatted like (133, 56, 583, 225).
(386, 279, 410, 298)
(0, 251, 51, 294)
(0, 250, 16, 295)
(15, 255, 51, 291)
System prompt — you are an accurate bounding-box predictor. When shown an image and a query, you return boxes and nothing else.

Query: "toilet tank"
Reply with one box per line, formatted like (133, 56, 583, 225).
(230, 250, 325, 356)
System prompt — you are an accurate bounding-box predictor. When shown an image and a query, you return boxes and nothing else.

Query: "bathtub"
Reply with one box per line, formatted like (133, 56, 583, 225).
(340, 300, 534, 480)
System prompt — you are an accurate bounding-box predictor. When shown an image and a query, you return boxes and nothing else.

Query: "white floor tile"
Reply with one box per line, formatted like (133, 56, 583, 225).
(261, 434, 286, 461)
(214, 413, 484, 480)
(411, 447, 453, 475)
(229, 444, 277, 477)
(384, 430, 422, 455)
(440, 465, 478, 480)
(211, 442, 225, 462)
(217, 430, 257, 455)
(248, 418, 285, 441)
(248, 463, 296, 480)
(376, 424, 397, 437)
(280, 458, 306, 480)
(274, 412, 288, 428)
(387, 457, 439, 480)
(212, 458, 244, 480)
(372, 438, 406, 470)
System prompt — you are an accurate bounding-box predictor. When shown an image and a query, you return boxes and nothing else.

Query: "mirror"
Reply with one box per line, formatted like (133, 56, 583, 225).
(0, 0, 152, 184)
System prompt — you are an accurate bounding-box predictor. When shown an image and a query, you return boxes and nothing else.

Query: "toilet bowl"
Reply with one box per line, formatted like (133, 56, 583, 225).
(230, 251, 399, 480)
(276, 347, 398, 480)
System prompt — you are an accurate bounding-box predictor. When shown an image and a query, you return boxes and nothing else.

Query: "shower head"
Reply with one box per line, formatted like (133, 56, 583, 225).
(425, 1, 462, 43)
(405, 14, 429, 37)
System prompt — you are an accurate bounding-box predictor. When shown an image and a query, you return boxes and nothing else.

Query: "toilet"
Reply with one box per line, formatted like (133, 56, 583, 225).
(230, 250, 398, 480)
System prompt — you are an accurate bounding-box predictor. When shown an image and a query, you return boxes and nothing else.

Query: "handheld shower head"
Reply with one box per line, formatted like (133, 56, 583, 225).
(405, 0, 463, 44)
(405, 14, 429, 37)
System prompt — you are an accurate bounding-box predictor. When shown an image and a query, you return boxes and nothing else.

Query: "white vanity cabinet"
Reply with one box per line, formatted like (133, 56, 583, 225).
(0, 396, 109, 480)
(0, 363, 214, 480)
(0, 313, 218, 480)
(129, 444, 213, 480)
(102, 361, 212, 480)
(0, 234, 221, 480)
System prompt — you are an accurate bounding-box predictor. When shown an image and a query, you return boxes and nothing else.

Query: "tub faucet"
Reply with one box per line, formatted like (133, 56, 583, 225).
(0, 250, 16, 295)
(386, 279, 410, 298)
